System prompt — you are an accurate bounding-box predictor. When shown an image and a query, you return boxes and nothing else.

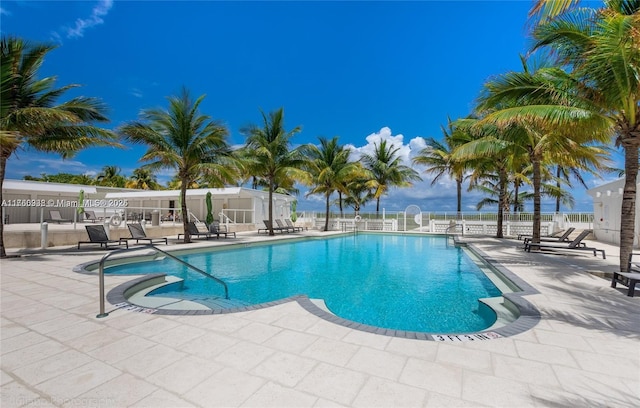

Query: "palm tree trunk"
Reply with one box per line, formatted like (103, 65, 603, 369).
(496, 167, 507, 238)
(456, 177, 462, 220)
(620, 142, 639, 273)
(513, 180, 520, 213)
(180, 181, 190, 243)
(324, 193, 331, 232)
(555, 166, 561, 213)
(268, 179, 275, 236)
(531, 156, 542, 243)
(338, 191, 344, 218)
(532, 155, 542, 245)
(376, 197, 380, 218)
(0, 155, 7, 258)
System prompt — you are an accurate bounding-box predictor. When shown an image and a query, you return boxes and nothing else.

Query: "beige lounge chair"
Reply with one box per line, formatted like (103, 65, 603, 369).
(84, 210, 100, 223)
(285, 219, 304, 232)
(46, 210, 72, 223)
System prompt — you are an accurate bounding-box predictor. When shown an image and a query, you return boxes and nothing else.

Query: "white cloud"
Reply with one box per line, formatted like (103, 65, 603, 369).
(65, 0, 113, 39)
(348, 127, 414, 165)
(130, 88, 143, 98)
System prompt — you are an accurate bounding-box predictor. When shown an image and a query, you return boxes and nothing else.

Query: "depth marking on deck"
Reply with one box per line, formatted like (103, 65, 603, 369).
(113, 302, 157, 314)
(431, 332, 503, 342)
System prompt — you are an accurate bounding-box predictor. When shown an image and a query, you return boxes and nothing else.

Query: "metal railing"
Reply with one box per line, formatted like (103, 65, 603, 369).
(97, 245, 229, 318)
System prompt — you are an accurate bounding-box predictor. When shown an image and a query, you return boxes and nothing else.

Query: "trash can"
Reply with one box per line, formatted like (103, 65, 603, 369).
(151, 210, 160, 226)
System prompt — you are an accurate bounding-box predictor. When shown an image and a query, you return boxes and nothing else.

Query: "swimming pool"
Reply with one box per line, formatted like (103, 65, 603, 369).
(106, 233, 505, 333)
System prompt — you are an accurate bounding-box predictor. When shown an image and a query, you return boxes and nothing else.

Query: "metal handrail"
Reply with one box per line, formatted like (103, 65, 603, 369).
(96, 244, 229, 318)
(444, 223, 463, 246)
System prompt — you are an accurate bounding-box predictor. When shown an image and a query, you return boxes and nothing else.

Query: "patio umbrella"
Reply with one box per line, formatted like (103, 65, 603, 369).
(77, 189, 85, 214)
(290, 200, 297, 223)
(205, 191, 213, 224)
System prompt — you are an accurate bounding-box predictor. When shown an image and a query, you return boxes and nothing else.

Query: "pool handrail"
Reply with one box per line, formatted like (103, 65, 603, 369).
(97, 244, 229, 318)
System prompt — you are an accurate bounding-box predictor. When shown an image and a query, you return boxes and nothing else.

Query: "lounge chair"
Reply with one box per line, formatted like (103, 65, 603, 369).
(275, 219, 295, 232)
(178, 221, 215, 240)
(78, 225, 127, 249)
(209, 222, 236, 238)
(122, 224, 168, 245)
(520, 227, 575, 243)
(524, 229, 606, 258)
(285, 219, 304, 232)
(46, 210, 72, 224)
(84, 210, 100, 223)
(611, 254, 640, 297)
(258, 220, 287, 234)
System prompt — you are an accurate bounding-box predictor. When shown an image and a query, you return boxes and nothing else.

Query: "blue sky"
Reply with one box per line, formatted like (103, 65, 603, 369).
(1, 0, 618, 213)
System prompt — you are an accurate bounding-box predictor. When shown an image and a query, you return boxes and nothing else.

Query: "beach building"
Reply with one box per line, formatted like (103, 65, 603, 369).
(102, 187, 294, 229)
(0, 179, 139, 225)
(587, 177, 640, 246)
(1, 179, 294, 228)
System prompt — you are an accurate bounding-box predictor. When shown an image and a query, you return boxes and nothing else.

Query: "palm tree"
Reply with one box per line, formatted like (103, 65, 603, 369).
(342, 174, 376, 216)
(96, 165, 126, 187)
(528, 0, 580, 24)
(302, 137, 360, 231)
(125, 167, 160, 190)
(473, 57, 611, 244)
(242, 108, 304, 235)
(412, 119, 469, 218)
(531, 1, 640, 271)
(454, 124, 517, 238)
(360, 140, 422, 217)
(0, 36, 119, 257)
(118, 88, 234, 243)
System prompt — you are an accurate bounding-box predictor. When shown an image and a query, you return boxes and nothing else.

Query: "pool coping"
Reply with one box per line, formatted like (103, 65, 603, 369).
(82, 236, 542, 342)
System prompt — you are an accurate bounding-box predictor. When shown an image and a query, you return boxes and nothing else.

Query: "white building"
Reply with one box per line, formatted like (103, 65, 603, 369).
(586, 178, 640, 247)
(1, 179, 137, 224)
(103, 187, 294, 229)
(1, 179, 295, 230)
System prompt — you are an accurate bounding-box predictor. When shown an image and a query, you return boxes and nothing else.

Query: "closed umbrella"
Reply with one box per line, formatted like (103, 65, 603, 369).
(77, 189, 85, 215)
(205, 192, 213, 225)
(291, 200, 297, 223)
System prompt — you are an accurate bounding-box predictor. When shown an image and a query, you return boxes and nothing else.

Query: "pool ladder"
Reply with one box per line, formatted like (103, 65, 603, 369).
(96, 245, 229, 318)
(445, 223, 463, 246)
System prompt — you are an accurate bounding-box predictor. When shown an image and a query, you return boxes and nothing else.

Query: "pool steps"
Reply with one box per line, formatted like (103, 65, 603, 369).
(125, 275, 250, 311)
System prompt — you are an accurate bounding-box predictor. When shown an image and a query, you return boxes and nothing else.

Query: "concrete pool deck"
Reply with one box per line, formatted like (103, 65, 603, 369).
(1, 231, 638, 407)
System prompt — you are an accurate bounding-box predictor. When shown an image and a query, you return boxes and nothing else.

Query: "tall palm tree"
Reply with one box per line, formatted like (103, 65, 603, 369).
(360, 140, 422, 217)
(454, 122, 518, 238)
(412, 119, 469, 218)
(125, 167, 160, 190)
(531, 0, 640, 271)
(301, 137, 360, 231)
(119, 88, 234, 243)
(473, 57, 611, 244)
(242, 108, 304, 235)
(0, 36, 119, 257)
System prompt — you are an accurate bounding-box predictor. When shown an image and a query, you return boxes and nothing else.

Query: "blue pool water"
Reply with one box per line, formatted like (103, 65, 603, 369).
(107, 234, 502, 333)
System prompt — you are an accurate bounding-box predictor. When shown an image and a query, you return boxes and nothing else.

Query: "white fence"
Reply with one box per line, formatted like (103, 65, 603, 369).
(298, 211, 594, 236)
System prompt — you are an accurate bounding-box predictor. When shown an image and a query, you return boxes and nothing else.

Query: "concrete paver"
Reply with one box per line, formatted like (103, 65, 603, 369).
(1, 231, 638, 407)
